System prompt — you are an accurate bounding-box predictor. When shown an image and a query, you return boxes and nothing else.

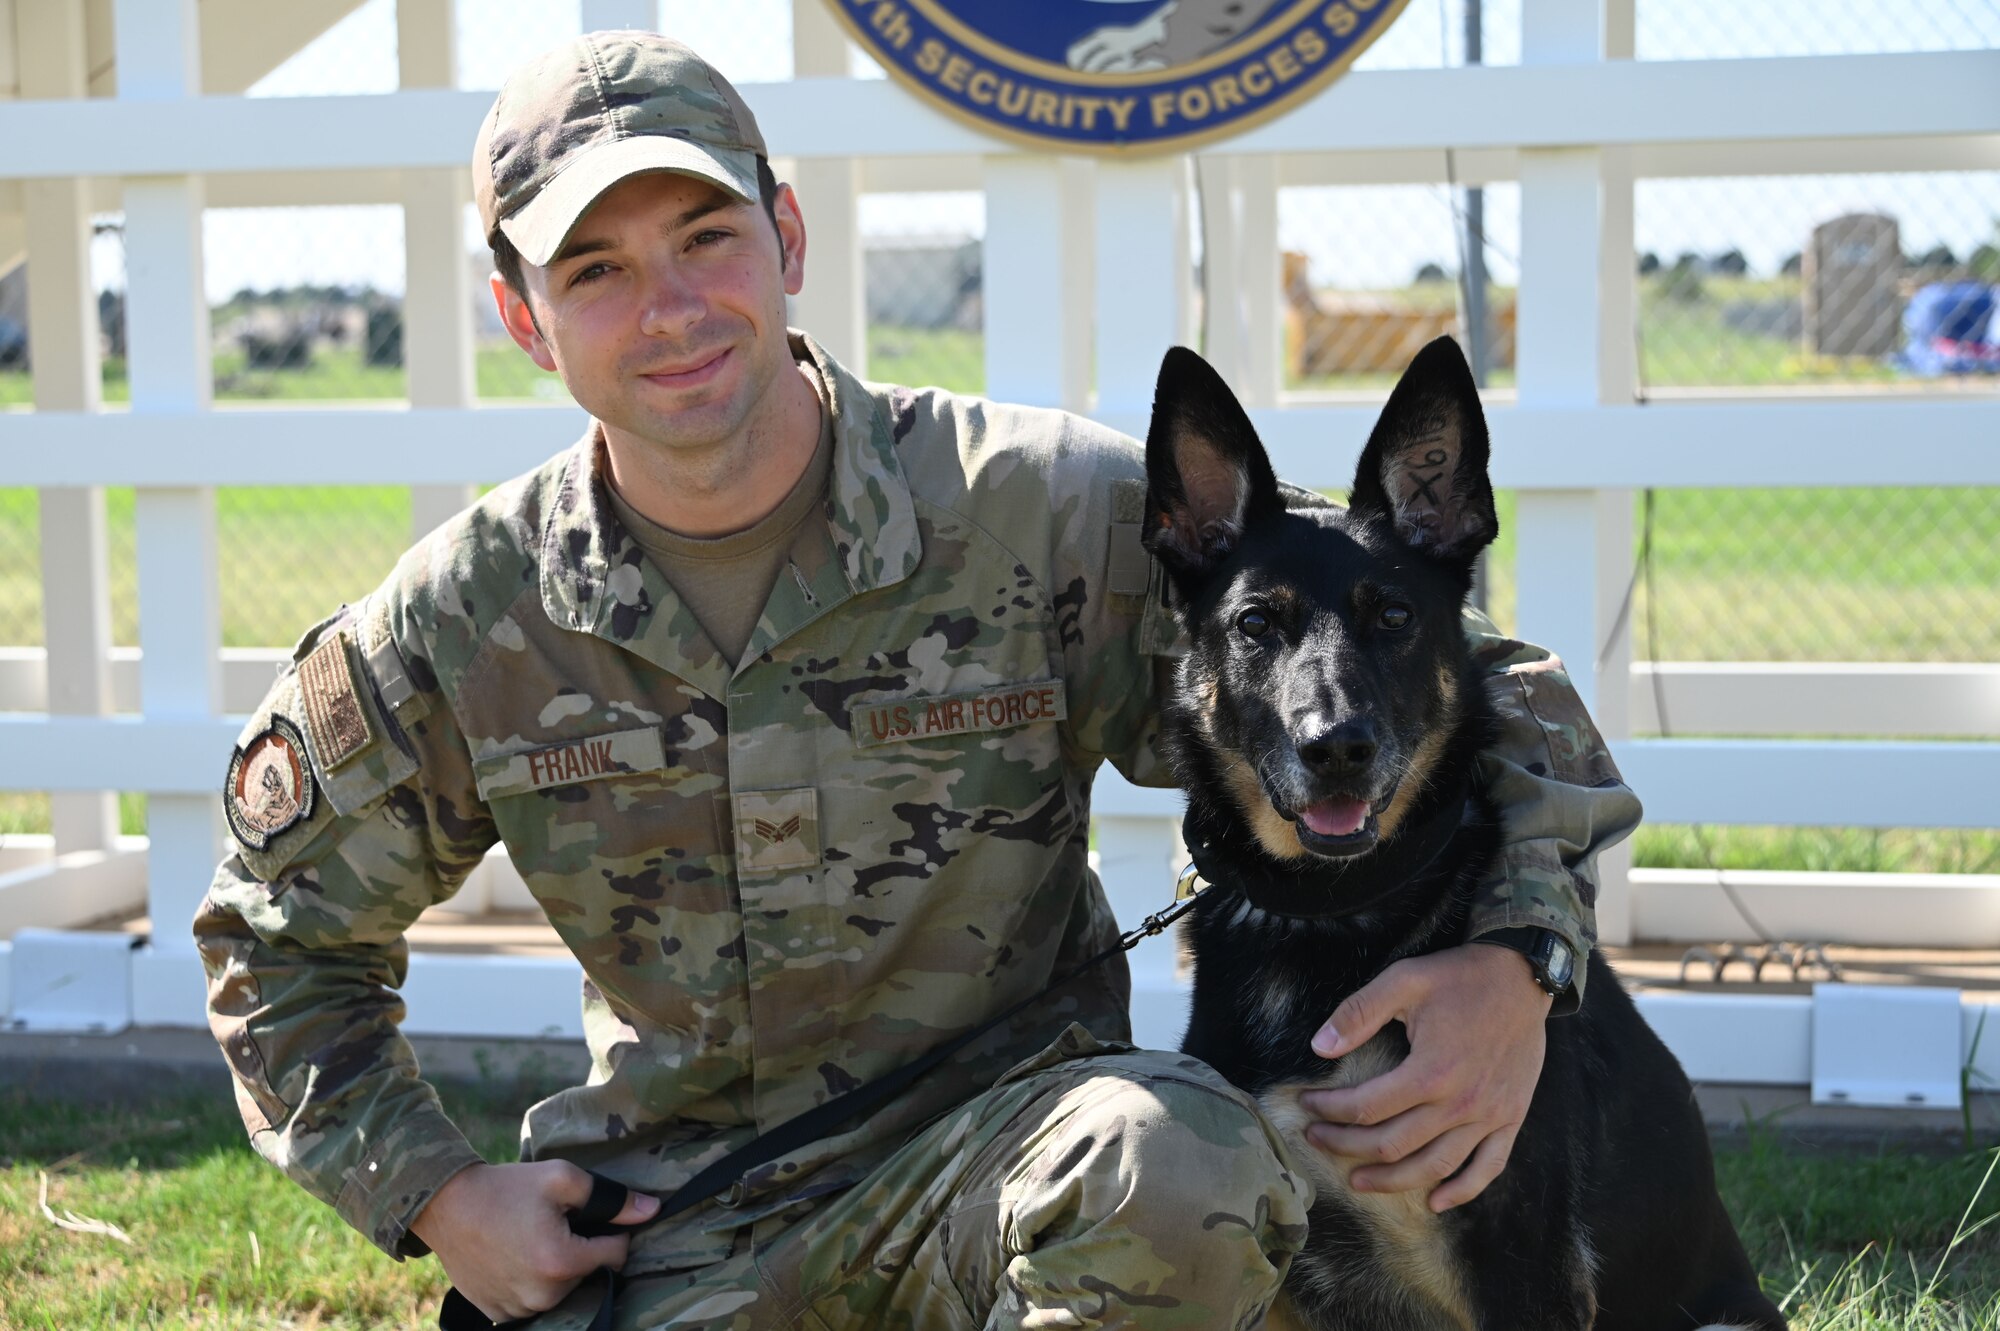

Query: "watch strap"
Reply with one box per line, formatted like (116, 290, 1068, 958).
(1474, 926, 1574, 999)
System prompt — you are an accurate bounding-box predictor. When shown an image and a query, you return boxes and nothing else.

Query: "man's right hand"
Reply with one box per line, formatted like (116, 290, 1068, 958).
(411, 1161, 661, 1322)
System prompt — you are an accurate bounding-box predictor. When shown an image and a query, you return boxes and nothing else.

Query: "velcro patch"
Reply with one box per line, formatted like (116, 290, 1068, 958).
(298, 631, 373, 770)
(473, 726, 667, 801)
(851, 680, 1067, 748)
(366, 634, 419, 716)
(1108, 477, 1153, 600)
(733, 788, 820, 873)
(225, 715, 316, 852)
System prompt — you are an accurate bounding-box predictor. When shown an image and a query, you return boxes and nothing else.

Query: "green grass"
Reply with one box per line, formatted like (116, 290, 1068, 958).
(1717, 1131, 2000, 1329)
(0, 485, 411, 651)
(1477, 489, 2000, 666)
(1, 1083, 1994, 1329)
(868, 325, 985, 393)
(1635, 826, 2000, 877)
(0, 1078, 541, 1330)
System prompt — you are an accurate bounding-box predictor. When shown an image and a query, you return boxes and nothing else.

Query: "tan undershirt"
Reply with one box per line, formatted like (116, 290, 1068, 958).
(606, 362, 835, 667)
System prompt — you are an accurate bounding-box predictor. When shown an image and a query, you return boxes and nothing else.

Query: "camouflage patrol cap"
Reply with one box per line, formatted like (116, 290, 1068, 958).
(473, 31, 768, 267)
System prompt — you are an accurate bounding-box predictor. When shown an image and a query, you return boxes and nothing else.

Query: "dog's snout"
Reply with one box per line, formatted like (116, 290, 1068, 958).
(1297, 720, 1377, 775)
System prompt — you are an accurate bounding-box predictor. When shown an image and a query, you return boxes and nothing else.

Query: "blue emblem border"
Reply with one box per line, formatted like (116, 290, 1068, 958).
(823, 0, 1413, 154)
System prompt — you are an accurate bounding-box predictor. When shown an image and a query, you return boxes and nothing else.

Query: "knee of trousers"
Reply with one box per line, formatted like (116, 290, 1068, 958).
(1006, 1061, 1311, 1263)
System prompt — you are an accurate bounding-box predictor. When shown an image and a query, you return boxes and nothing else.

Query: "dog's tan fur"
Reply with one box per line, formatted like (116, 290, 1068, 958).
(1222, 755, 1315, 860)
(1257, 1041, 1477, 1331)
(1375, 663, 1460, 840)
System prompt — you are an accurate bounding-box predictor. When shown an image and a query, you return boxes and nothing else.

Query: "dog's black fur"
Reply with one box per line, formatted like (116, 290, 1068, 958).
(1141, 340, 1785, 1331)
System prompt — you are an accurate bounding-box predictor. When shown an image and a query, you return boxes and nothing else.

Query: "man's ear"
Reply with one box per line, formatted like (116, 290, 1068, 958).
(772, 182, 807, 297)
(1346, 336, 1497, 565)
(1142, 345, 1282, 577)
(491, 271, 557, 373)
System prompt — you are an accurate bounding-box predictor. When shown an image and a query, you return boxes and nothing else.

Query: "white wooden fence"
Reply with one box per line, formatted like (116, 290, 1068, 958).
(1, 0, 1997, 1099)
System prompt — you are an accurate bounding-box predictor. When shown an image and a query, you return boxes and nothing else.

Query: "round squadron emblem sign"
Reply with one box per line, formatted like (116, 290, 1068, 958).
(225, 715, 316, 851)
(824, 0, 1410, 153)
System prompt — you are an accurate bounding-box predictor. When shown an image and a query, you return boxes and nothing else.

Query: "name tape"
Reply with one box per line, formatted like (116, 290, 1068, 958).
(474, 726, 667, 800)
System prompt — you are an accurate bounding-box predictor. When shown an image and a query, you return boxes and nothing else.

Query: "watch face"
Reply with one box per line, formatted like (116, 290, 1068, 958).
(1543, 938, 1576, 990)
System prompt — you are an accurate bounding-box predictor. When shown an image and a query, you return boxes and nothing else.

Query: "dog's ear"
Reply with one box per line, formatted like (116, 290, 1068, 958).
(1142, 346, 1282, 577)
(1346, 336, 1497, 566)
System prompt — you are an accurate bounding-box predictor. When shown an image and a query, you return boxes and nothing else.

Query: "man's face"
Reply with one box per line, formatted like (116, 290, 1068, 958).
(494, 170, 806, 456)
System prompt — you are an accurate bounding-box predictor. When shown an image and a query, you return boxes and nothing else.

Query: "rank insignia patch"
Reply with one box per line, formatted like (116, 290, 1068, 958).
(733, 788, 821, 874)
(824, 0, 1410, 155)
(226, 716, 316, 851)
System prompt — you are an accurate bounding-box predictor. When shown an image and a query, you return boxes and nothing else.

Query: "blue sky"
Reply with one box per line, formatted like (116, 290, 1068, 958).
(108, 0, 2000, 302)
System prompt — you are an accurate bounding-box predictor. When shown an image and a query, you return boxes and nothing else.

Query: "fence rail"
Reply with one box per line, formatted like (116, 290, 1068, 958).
(3, 53, 1997, 178)
(2, 0, 1997, 1102)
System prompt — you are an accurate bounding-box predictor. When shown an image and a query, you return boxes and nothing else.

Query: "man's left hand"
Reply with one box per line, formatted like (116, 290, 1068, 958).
(1297, 943, 1552, 1212)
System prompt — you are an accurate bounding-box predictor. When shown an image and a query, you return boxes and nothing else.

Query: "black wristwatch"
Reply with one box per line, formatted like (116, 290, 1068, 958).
(1476, 927, 1576, 999)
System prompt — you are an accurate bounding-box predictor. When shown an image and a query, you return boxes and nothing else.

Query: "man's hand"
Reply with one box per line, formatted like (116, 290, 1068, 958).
(411, 1161, 660, 1321)
(1299, 944, 1552, 1212)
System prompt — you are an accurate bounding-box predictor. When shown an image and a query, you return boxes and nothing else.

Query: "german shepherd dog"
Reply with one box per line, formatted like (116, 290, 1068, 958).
(1140, 339, 1786, 1331)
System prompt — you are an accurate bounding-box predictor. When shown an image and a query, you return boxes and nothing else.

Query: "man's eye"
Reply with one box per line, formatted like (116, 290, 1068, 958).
(569, 262, 612, 287)
(690, 228, 729, 247)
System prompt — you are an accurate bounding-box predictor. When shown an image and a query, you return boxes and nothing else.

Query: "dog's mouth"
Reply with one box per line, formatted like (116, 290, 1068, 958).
(1287, 792, 1393, 858)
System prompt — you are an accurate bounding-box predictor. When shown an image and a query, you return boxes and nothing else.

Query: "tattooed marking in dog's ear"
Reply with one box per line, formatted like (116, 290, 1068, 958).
(1346, 337, 1499, 565)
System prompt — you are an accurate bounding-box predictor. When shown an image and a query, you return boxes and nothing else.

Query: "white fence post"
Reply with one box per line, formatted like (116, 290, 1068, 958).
(1089, 156, 1194, 1039)
(399, 0, 480, 546)
(1515, 0, 1636, 944)
(117, 0, 223, 1023)
(1591, 0, 1639, 944)
(22, 0, 119, 856)
(1196, 155, 1280, 409)
(787, 0, 866, 374)
(983, 156, 1093, 411)
(1095, 813, 1189, 1051)
(1094, 157, 1193, 417)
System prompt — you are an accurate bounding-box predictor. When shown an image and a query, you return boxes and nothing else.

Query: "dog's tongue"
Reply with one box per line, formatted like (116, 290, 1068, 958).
(1299, 797, 1370, 838)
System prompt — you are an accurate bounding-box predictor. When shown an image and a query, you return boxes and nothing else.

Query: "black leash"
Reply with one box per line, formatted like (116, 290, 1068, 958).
(438, 874, 1210, 1331)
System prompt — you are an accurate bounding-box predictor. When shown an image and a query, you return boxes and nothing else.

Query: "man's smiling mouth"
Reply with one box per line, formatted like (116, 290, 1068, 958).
(638, 346, 731, 387)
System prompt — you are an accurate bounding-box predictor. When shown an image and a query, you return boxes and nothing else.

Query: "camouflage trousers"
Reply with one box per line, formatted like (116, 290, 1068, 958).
(529, 1039, 1310, 1330)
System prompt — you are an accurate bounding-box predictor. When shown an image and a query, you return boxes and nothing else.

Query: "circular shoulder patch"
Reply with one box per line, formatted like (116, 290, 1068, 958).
(225, 716, 317, 852)
(825, 0, 1410, 154)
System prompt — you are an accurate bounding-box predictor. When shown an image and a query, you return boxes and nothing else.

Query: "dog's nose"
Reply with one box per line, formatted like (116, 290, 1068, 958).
(1297, 720, 1377, 774)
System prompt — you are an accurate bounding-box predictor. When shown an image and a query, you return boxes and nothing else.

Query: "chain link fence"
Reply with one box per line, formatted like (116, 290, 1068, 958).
(1, 1, 1994, 870)
(862, 192, 986, 394)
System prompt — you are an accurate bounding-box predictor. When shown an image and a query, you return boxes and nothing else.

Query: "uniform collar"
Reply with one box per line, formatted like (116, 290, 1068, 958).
(796, 330, 923, 596)
(537, 332, 922, 696)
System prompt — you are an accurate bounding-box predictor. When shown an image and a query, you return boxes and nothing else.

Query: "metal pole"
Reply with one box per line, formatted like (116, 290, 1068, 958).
(1460, 0, 1492, 613)
(1461, 0, 1490, 389)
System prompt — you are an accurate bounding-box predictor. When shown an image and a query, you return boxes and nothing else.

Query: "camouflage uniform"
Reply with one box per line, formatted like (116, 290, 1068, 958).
(196, 332, 1638, 1327)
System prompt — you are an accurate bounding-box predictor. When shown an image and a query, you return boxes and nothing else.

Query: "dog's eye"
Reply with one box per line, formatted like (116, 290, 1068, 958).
(1379, 605, 1412, 630)
(1237, 609, 1271, 639)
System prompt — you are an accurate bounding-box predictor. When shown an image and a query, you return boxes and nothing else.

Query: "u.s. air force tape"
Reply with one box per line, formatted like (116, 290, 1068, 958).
(851, 680, 1068, 748)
